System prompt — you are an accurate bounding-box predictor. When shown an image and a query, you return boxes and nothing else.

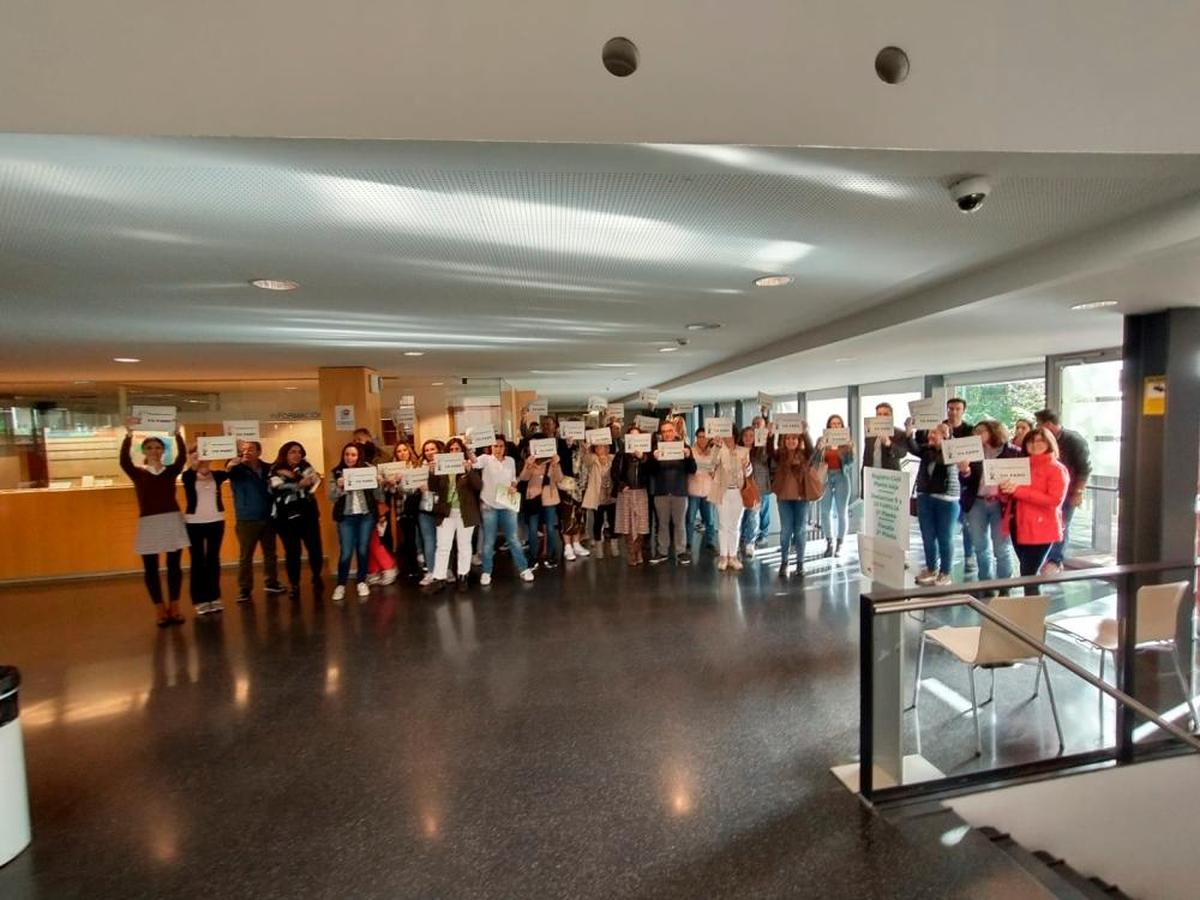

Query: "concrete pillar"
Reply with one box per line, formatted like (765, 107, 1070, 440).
(317, 367, 381, 476)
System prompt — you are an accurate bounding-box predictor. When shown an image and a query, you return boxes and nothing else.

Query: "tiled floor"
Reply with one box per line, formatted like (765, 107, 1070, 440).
(0, 537, 1189, 898)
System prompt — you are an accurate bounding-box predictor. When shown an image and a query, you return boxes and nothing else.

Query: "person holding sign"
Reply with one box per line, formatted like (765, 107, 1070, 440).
(772, 428, 824, 578)
(612, 426, 652, 565)
(1034, 409, 1092, 574)
(429, 438, 483, 589)
(686, 429, 719, 554)
(959, 421, 1020, 587)
(415, 440, 445, 586)
(474, 435, 535, 585)
(741, 419, 776, 555)
(182, 446, 231, 615)
(227, 440, 286, 603)
(1000, 427, 1070, 590)
(269, 442, 324, 599)
(908, 424, 959, 586)
(518, 440, 566, 570)
(707, 435, 752, 572)
(819, 415, 854, 559)
(328, 443, 382, 602)
(581, 441, 618, 555)
(862, 402, 910, 478)
(120, 420, 189, 627)
(381, 441, 424, 581)
(944, 398, 977, 572)
(647, 420, 696, 565)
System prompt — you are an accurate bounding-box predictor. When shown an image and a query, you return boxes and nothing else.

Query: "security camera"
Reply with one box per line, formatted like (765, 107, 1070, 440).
(949, 176, 990, 214)
(675, 338, 689, 347)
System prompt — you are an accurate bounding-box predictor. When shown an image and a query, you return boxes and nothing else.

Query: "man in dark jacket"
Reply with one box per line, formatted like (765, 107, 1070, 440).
(227, 440, 285, 602)
(1035, 409, 1092, 572)
(648, 420, 697, 565)
(862, 402, 910, 492)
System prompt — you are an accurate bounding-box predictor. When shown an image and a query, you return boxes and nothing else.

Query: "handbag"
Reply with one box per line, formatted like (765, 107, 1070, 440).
(740, 475, 761, 509)
(494, 484, 521, 512)
(804, 463, 827, 501)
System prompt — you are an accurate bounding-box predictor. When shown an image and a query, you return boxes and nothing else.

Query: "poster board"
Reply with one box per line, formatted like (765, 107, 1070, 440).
(657, 441, 685, 461)
(624, 433, 652, 453)
(705, 417, 732, 438)
(982, 457, 1032, 486)
(341, 466, 379, 491)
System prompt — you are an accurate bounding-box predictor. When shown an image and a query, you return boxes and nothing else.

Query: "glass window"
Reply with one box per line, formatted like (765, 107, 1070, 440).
(861, 389, 922, 429)
(947, 378, 1046, 433)
(807, 396, 849, 435)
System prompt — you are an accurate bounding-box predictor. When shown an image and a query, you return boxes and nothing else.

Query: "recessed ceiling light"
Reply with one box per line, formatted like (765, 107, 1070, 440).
(835, 356, 858, 363)
(1070, 300, 1119, 311)
(403, 351, 425, 357)
(431, 382, 444, 386)
(113, 357, 141, 364)
(753, 275, 793, 288)
(250, 279, 299, 291)
(73, 380, 94, 385)
(686, 322, 722, 331)
(283, 386, 299, 391)
(594, 363, 635, 368)
(658, 346, 679, 353)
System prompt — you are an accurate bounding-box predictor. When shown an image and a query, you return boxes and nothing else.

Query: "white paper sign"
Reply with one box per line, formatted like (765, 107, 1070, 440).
(131, 405, 177, 429)
(392, 396, 416, 432)
(606, 403, 624, 421)
(754, 427, 767, 447)
(705, 417, 733, 438)
(865, 416, 894, 439)
(638, 389, 659, 407)
(657, 441, 685, 461)
(635, 415, 660, 433)
(341, 466, 379, 491)
(334, 405, 355, 431)
(560, 420, 586, 441)
(402, 468, 430, 490)
(859, 535, 908, 588)
(586, 428, 613, 446)
(774, 414, 805, 435)
(435, 453, 465, 476)
(757, 391, 775, 409)
(908, 397, 944, 429)
(467, 425, 495, 450)
(823, 427, 851, 445)
(526, 399, 549, 417)
(528, 437, 557, 458)
(942, 435, 985, 464)
(587, 395, 608, 412)
(197, 435, 237, 460)
(222, 420, 260, 442)
(983, 457, 1032, 486)
(377, 462, 408, 480)
(862, 467, 912, 589)
(624, 433, 652, 453)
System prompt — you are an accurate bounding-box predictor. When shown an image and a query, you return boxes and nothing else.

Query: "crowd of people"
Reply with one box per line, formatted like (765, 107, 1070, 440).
(119, 400, 1091, 626)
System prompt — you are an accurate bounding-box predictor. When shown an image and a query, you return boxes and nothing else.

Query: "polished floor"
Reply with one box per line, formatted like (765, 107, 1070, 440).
(0, 537, 1187, 899)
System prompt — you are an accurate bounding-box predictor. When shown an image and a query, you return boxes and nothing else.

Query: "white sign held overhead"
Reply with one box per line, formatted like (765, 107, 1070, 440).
(560, 420, 586, 441)
(130, 405, 176, 429)
(435, 453, 465, 476)
(334, 405, 355, 431)
(705, 417, 732, 438)
(942, 435, 986, 464)
(606, 403, 624, 421)
(638, 389, 659, 407)
(624, 433, 652, 453)
(586, 428, 613, 446)
(757, 391, 775, 410)
(823, 427, 851, 445)
(341, 466, 379, 491)
(197, 435, 237, 460)
(587, 395, 608, 412)
(983, 457, 1032, 486)
(657, 441, 685, 461)
(774, 413, 805, 435)
(467, 425, 495, 450)
(865, 416, 894, 439)
(634, 415, 660, 433)
(526, 398, 549, 417)
(222, 420, 260, 442)
(908, 397, 943, 430)
(529, 438, 557, 458)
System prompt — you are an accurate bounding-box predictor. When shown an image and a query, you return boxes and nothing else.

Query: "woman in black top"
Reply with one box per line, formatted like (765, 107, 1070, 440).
(269, 441, 324, 598)
(181, 448, 230, 615)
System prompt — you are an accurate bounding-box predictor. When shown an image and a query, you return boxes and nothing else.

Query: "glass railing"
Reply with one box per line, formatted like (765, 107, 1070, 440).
(854, 560, 1200, 803)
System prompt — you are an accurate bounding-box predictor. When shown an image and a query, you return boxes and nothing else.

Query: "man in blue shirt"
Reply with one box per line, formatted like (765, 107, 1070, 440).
(227, 441, 285, 602)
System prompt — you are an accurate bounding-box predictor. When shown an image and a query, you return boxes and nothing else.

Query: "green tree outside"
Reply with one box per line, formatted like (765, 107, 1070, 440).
(952, 379, 1046, 433)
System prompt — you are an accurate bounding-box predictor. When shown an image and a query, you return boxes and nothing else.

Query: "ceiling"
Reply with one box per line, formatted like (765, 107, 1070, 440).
(3, 135, 1200, 402)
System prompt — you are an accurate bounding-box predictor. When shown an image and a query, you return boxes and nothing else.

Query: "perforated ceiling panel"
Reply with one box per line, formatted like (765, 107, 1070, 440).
(2, 137, 1200, 397)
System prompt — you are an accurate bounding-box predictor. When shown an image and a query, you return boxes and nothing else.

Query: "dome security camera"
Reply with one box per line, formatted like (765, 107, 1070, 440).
(949, 176, 991, 214)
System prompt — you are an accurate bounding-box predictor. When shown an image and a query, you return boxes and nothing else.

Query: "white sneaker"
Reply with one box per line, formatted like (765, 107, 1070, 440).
(365, 573, 381, 585)
(332, 585, 346, 602)
(573, 542, 590, 557)
(209, 599, 224, 613)
(744, 543, 755, 559)
(419, 573, 436, 587)
(356, 581, 370, 599)
(730, 557, 744, 571)
(564, 545, 577, 561)
(480, 573, 492, 586)
(195, 601, 212, 615)
(934, 572, 953, 586)
(717, 557, 728, 571)
(915, 569, 936, 586)
(519, 568, 535, 582)
(381, 567, 398, 585)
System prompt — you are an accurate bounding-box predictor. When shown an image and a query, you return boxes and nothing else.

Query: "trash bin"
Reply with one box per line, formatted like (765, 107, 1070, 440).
(0, 666, 30, 867)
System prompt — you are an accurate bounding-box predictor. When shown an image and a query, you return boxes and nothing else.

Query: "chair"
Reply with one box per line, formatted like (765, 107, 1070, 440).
(912, 596, 1063, 756)
(1050, 581, 1197, 727)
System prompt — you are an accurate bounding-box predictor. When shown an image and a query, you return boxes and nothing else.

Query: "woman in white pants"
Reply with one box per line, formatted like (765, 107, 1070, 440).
(429, 437, 483, 590)
(707, 435, 752, 571)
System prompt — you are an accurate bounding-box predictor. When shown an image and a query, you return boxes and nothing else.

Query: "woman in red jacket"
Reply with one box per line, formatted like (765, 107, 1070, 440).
(1000, 426, 1069, 593)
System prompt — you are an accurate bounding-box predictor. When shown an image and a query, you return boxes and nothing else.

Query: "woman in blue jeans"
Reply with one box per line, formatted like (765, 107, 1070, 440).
(908, 424, 959, 586)
(416, 439, 444, 587)
(819, 414, 854, 558)
(474, 436, 535, 585)
(328, 442, 382, 602)
(962, 420, 1019, 586)
(519, 448, 565, 569)
(771, 430, 822, 578)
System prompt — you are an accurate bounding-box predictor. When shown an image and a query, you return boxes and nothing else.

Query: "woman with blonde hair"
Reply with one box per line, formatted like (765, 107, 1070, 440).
(708, 433, 752, 571)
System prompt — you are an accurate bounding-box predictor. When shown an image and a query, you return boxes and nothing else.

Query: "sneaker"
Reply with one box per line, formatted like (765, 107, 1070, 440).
(915, 569, 937, 586)
(934, 572, 953, 587)
(678, 552, 692, 566)
(264, 583, 287, 595)
(235, 592, 252, 604)
(573, 542, 590, 557)
(564, 545, 577, 562)
(366, 573, 381, 585)
(543, 560, 558, 570)
(648, 552, 668, 565)
(480, 573, 492, 586)
(195, 601, 213, 615)
(519, 568, 535, 583)
(209, 599, 224, 613)
(755, 537, 768, 548)
(729, 557, 744, 571)
(381, 567, 398, 586)
(332, 585, 346, 602)
(743, 543, 755, 559)
(356, 581, 370, 599)
(419, 573, 436, 587)
(717, 557, 728, 571)
(963, 558, 978, 574)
